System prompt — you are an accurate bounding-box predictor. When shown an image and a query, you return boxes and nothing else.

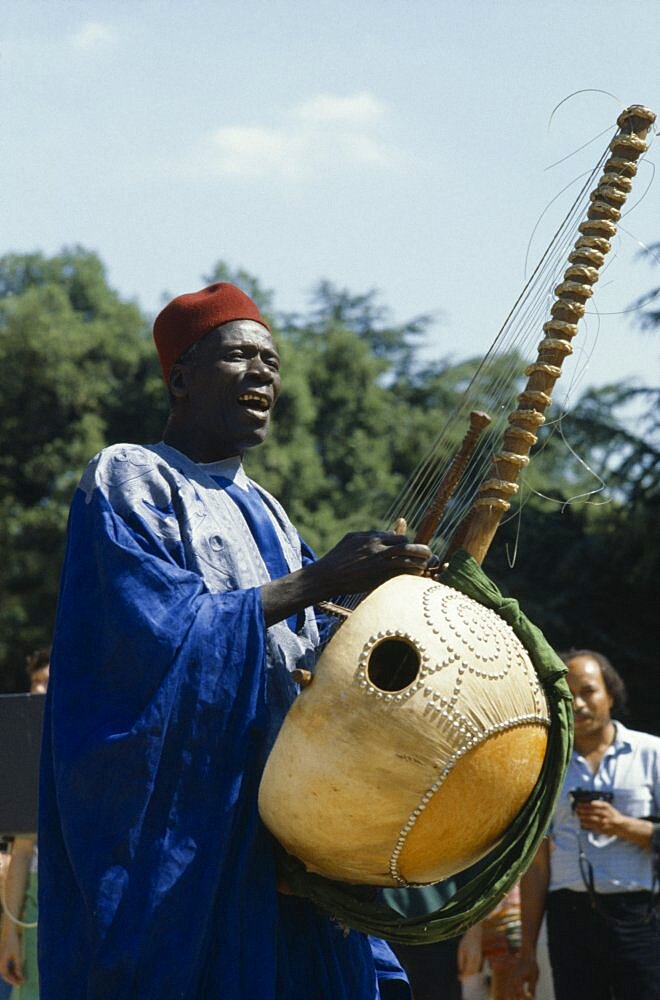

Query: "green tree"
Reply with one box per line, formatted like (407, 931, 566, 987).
(0, 248, 163, 690)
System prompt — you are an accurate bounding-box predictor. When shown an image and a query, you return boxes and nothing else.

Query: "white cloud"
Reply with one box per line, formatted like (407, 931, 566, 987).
(193, 92, 398, 181)
(209, 126, 304, 180)
(293, 92, 385, 126)
(70, 21, 115, 51)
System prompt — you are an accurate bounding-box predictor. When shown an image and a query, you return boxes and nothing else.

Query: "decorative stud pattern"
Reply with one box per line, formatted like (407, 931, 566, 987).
(421, 585, 527, 678)
(388, 713, 551, 885)
(354, 630, 429, 702)
(355, 581, 554, 884)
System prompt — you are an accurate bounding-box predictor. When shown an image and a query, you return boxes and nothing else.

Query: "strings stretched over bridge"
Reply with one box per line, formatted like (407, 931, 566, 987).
(334, 105, 655, 615)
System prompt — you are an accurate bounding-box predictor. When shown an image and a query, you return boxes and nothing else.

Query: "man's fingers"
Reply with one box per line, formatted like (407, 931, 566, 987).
(377, 533, 411, 547)
(382, 542, 432, 561)
(353, 531, 433, 562)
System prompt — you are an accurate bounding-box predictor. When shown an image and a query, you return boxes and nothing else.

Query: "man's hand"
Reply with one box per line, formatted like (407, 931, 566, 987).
(509, 951, 539, 998)
(261, 531, 433, 628)
(574, 801, 654, 849)
(574, 800, 623, 836)
(313, 531, 433, 596)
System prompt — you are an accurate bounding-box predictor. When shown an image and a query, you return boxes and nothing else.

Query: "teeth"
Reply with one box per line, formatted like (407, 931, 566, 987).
(238, 393, 269, 410)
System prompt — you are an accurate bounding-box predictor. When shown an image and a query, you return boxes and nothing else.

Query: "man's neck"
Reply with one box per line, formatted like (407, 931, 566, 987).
(162, 419, 241, 464)
(574, 720, 616, 763)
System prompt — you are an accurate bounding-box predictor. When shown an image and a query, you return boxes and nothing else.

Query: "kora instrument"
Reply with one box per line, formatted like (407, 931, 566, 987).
(259, 574, 549, 885)
(259, 106, 656, 887)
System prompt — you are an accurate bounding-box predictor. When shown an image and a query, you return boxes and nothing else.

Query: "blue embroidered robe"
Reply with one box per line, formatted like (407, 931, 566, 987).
(38, 443, 408, 999)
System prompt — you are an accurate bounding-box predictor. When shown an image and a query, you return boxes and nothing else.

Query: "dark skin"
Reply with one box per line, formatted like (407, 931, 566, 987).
(163, 319, 433, 626)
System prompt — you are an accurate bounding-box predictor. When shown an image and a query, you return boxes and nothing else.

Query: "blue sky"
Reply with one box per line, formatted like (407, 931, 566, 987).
(3, 0, 659, 399)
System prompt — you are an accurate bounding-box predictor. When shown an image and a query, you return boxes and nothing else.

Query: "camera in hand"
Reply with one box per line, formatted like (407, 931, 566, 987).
(569, 788, 614, 811)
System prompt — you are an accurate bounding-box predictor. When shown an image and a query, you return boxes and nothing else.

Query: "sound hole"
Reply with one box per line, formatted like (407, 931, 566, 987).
(367, 639, 421, 693)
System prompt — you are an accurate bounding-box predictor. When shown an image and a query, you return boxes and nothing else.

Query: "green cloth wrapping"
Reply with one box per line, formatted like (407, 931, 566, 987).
(278, 549, 573, 943)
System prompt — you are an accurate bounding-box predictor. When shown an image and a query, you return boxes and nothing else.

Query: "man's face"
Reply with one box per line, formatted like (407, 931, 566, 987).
(177, 320, 281, 460)
(567, 655, 613, 738)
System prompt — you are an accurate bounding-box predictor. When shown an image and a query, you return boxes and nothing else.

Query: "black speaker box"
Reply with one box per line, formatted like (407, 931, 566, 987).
(0, 693, 45, 836)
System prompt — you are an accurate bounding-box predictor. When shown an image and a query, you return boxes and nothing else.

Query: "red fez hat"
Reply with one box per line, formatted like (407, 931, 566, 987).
(153, 282, 270, 382)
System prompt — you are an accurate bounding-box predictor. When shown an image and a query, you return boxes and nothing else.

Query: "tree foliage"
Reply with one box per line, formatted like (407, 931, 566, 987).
(0, 250, 656, 733)
(0, 248, 165, 687)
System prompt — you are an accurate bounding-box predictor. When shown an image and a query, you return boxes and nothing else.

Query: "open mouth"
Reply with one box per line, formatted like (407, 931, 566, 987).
(237, 392, 271, 413)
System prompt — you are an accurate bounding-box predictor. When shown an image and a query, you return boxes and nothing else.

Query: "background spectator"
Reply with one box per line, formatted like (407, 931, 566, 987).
(513, 650, 660, 1000)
